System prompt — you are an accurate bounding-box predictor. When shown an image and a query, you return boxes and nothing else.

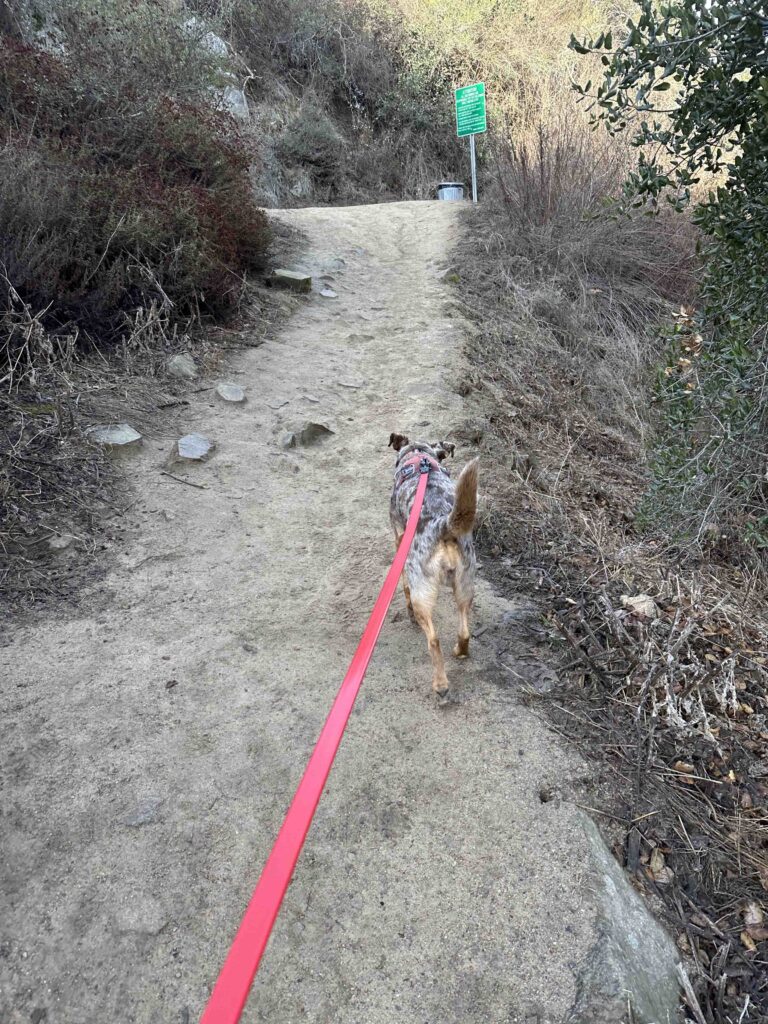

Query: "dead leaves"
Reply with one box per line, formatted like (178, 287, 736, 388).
(744, 901, 763, 927)
(665, 307, 704, 389)
(741, 930, 758, 953)
(740, 900, 767, 951)
(649, 847, 674, 885)
(552, 572, 768, 1017)
(620, 592, 659, 620)
(742, 902, 768, 946)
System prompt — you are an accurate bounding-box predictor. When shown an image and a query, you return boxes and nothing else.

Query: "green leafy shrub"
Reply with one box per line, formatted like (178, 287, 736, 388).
(572, 0, 768, 559)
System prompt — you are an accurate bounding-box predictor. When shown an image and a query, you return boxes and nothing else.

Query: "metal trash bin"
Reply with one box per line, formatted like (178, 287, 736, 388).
(436, 181, 465, 201)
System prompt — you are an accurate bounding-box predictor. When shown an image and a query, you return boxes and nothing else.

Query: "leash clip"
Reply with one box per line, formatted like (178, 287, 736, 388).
(419, 456, 432, 474)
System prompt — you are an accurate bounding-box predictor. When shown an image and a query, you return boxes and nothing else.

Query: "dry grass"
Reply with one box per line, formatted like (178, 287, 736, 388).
(454, 108, 698, 570)
(1, 364, 133, 611)
(456, 113, 768, 1023)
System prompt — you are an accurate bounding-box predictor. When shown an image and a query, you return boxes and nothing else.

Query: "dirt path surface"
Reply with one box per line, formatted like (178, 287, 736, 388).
(1, 202, 674, 1024)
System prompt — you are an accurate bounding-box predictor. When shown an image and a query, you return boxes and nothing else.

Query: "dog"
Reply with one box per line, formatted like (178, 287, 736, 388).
(388, 433, 479, 698)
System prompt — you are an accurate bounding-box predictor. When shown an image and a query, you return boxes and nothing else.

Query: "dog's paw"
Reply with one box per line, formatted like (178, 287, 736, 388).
(452, 640, 470, 658)
(433, 681, 450, 702)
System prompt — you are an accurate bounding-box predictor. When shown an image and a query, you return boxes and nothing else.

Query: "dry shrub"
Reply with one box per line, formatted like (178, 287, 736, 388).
(460, 106, 697, 483)
(455, 102, 699, 577)
(493, 110, 698, 331)
(192, 0, 464, 201)
(0, 15, 270, 373)
(276, 105, 347, 188)
(0, 1, 273, 608)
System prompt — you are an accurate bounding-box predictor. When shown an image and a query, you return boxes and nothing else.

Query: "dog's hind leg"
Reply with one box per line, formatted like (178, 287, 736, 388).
(411, 590, 449, 696)
(453, 600, 472, 658)
(451, 571, 474, 658)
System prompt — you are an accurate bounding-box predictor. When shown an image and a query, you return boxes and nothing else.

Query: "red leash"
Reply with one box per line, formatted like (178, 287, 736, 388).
(200, 462, 431, 1024)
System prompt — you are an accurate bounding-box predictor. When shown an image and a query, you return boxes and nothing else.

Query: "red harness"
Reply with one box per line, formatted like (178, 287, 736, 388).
(395, 451, 445, 486)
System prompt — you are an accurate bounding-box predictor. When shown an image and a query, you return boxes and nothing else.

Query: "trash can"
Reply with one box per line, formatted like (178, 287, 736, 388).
(436, 181, 465, 201)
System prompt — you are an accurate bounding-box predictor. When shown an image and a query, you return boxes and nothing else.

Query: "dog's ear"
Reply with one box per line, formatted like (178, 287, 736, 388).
(388, 433, 410, 452)
(433, 441, 455, 462)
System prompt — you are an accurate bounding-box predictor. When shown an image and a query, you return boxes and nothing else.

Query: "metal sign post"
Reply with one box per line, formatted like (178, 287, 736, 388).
(454, 82, 486, 203)
(469, 133, 477, 203)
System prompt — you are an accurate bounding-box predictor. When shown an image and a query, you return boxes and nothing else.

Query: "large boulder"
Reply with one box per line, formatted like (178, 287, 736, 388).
(566, 814, 681, 1024)
(2, 0, 65, 51)
(182, 16, 250, 122)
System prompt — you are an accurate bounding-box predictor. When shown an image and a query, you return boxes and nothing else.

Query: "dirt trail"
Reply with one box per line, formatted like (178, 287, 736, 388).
(1, 203, 673, 1024)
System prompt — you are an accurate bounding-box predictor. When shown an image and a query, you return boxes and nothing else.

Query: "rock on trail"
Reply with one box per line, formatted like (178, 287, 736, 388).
(0, 202, 679, 1024)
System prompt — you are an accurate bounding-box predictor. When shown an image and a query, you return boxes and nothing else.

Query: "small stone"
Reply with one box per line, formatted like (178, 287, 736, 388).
(454, 418, 488, 444)
(620, 593, 659, 620)
(215, 383, 246, 403)
(320, 286, 338, 299)
(167, 353, 197, 380)
(303, 394, 320, 403)
(322, 257, 346, 272)
(47, 534, 75, 553)
(218, 82, 249, 121)
(175, 434, 215, 461)
(287, 421, 334, 446)
(115, 896, 168, 935)
(338, 378, 366, 389)
(271, 270, 311, 294)
(279, 432, 297, 450)
(87, 423, 142, 448)
(123, 797, 164, 827)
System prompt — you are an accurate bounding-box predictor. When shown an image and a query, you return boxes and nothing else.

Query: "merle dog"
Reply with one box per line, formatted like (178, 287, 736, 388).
(388, 433, 479, 697)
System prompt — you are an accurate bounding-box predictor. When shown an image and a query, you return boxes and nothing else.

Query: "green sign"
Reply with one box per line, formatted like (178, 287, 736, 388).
(455, 82, 487, 138)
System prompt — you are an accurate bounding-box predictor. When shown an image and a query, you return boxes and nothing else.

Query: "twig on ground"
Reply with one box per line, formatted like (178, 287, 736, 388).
(159, 471, 209, 490)
(677, 964, 707, 1024)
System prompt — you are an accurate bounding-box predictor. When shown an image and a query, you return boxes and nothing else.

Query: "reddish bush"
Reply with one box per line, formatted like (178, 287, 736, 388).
(0, 34, 270, 357)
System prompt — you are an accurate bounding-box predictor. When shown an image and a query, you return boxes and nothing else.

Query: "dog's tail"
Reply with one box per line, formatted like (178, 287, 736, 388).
(447, 458, 479, 536)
